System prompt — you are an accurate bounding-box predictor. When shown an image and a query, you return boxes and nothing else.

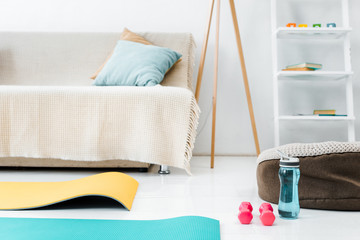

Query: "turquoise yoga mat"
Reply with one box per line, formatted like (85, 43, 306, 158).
(0, 216, 220, 240)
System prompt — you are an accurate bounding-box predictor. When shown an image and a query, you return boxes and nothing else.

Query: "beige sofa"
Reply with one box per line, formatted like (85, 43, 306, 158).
(0, 32, 199, 174)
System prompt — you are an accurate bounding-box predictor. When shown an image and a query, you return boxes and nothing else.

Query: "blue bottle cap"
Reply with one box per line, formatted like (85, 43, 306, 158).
(277, 150, 300, 167)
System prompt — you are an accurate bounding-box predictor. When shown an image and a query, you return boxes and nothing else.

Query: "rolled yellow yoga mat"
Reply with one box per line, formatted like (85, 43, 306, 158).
(0, 172, 139, 210)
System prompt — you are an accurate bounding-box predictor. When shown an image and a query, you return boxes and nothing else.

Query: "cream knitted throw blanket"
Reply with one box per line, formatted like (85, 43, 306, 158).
(0, 85, 199, 174)
(257, 141, 360, 164)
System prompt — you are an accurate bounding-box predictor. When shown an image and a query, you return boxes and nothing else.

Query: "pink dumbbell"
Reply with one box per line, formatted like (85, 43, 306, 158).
(259, 203, 275, 226)
(238, 202, 253, 224)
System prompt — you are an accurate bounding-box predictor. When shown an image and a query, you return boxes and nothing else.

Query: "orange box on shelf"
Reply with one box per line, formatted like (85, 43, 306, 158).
(286, 23, 296, 27)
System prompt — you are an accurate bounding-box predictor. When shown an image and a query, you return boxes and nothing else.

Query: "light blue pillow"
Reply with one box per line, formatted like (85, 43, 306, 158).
(93, 40, 182, 86)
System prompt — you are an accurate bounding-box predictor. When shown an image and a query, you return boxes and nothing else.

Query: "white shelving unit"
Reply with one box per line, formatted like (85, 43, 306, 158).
(271, 0, 356, 146)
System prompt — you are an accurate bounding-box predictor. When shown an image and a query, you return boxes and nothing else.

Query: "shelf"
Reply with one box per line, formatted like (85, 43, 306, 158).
(277, 71, 353, 81)
(276, 27, 352, 39)
(271, 0, 355, 145)
(278, 115, 355, 121)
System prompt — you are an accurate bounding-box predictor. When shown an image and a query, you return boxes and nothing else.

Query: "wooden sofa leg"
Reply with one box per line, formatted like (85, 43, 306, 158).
(158, 165, 170, 174)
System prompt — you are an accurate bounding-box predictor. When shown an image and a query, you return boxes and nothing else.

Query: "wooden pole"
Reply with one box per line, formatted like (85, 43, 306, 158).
(229, 0, 260, 155)
(195, 0, 215, 101)
(196, 0, 261, 168)
(210, 0, 221, 168)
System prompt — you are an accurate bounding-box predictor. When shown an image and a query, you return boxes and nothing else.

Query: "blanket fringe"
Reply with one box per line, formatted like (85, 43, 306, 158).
(183, 96, 201, 175)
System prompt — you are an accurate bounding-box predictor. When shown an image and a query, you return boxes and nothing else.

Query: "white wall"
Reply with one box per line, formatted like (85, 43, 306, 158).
(0, 0, 359, 155)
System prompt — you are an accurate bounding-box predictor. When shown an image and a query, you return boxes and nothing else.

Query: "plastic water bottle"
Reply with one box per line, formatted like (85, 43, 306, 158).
(277, 150, 300, 219)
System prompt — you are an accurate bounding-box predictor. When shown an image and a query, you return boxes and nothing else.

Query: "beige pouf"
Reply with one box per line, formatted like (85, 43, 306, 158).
(257, 141, 360, 210)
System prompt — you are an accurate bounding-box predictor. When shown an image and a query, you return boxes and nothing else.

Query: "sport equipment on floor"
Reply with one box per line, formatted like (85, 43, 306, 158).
(238, 201, 253, 224)
(0, 172, 138, 210)
(259, 203, 276, 226)
(0, 216, 220, 240)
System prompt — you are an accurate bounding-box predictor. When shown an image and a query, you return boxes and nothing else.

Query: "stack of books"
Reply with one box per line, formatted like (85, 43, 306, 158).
(296, 110, 347, 116)
(313, 110, 347, 116)
(282, 62, 322, 71)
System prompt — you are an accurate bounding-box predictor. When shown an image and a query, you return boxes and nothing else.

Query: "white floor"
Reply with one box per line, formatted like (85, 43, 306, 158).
(0, 156, 359, 239)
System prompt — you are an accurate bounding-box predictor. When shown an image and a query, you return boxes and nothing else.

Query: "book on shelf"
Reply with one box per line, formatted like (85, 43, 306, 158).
(318, 114, 347, 117)
(286, 62, 322, 70)
(295, 113, 347, 117)
(313, 110, 336, 115)
(282, 67, 315, 71)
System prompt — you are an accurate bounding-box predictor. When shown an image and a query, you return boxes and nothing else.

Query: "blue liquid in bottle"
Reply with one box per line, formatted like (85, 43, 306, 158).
(277, 151, 300, 219)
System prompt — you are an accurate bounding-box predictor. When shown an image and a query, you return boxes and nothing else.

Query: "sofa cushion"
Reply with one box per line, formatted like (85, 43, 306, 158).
(93, 40, 181, 86)
(257, 142, 360, 210)
(90, 28, 152, 80)
(121, 28, 153, 45)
